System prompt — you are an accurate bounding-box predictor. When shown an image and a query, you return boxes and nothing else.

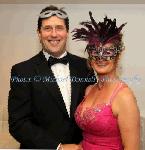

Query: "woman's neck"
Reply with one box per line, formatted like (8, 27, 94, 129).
(97, 73, 119, 90)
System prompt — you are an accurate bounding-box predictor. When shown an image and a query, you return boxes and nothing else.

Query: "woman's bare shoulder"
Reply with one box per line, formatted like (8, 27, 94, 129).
(112, 82, 139, 117)
(115, 83, 138, 111)
(118, 83, 136, 103)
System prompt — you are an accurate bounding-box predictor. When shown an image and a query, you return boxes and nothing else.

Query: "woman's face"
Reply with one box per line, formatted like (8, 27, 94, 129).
(90, 43, 119, 75)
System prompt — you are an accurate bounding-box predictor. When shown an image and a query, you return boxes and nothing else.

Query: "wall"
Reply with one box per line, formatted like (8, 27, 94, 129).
(0, 4, 145, 148)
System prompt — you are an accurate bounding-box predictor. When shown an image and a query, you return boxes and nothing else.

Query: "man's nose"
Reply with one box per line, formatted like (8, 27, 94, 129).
(51, 28, 57, 37)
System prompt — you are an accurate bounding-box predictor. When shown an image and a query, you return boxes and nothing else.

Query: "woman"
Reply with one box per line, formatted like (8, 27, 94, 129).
(72, 12, 140, 150)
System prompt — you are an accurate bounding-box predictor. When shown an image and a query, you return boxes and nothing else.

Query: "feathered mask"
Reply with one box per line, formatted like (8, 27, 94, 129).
(72, 11, 127, 60)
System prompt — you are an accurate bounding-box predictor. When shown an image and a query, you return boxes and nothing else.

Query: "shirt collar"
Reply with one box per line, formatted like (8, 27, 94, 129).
(43, 50, 67, 61)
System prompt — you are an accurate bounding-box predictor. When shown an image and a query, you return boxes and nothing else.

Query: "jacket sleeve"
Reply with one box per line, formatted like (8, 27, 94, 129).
(8, 65, 60, 149)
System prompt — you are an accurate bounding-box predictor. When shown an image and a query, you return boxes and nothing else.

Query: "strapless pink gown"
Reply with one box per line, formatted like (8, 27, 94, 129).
(75, 82, 125, 150)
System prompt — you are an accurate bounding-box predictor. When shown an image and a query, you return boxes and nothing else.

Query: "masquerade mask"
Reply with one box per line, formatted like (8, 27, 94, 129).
(72, 11, 126, 60)
(87, 44, 123, 61)
(39, 10, 68, 19)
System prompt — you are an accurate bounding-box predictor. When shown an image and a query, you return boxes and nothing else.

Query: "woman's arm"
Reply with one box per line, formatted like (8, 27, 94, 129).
(113, 87, 140, 150)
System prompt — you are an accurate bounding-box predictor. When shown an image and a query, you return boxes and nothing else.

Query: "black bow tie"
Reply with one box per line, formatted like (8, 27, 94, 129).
(48, 55, 68, 66)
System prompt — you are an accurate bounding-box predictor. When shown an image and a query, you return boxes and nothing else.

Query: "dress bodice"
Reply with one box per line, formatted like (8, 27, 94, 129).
(75, 82, 126, 150)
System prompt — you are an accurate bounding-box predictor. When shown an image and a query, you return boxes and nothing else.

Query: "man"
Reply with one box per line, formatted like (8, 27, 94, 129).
(8, 5, 94, 149)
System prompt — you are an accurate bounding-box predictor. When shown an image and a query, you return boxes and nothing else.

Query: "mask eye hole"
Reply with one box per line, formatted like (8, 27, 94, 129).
(44, 12, 51, 15)
(103, 48, 115, 57)
(58, 12, 63, 16)
(91, 50, 98, 56)
(104, 50, 113, 56)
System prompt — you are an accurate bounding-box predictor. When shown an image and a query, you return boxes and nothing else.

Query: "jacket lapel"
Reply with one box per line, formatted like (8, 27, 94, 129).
(68, 54, 81, 118)
(34, 51, 69, 118)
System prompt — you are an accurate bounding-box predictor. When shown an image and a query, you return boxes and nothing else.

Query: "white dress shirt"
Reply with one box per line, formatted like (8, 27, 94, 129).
(43, 51, 71, 117)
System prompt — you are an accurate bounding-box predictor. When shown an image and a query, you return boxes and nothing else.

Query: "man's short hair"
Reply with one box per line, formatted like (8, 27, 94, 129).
(37, 5, 69, 32)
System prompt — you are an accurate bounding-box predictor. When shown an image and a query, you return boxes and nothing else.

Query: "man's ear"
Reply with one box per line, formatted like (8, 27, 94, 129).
(37, 29, 40, 36)
(37, 29, 41, 41)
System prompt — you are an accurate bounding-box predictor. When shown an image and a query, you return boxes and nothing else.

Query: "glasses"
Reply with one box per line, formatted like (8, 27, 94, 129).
(39, 10, 68, 19)
(41, 25, 66, 32)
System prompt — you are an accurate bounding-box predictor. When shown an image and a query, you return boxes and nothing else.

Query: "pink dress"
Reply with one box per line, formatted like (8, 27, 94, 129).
(75, 82, 126, 150)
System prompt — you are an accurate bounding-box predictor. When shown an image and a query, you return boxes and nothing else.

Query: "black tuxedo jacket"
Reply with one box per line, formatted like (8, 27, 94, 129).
(8, 51, 95, 149)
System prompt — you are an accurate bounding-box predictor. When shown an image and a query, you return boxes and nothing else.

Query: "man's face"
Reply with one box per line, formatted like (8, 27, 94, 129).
(38, 16, 68, 57)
